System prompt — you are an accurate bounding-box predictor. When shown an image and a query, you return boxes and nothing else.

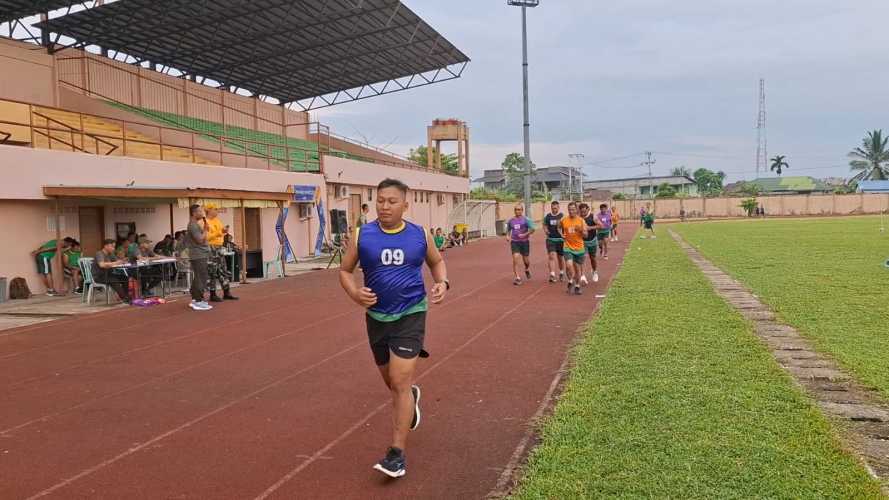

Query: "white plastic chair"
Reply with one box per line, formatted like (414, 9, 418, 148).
(263, 246, 284, 279)
(79, 258, 110, 305)
(173, 258, 193, 291)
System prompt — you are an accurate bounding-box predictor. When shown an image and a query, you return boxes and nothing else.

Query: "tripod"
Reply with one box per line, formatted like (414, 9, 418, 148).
(326, 232, 346, 269)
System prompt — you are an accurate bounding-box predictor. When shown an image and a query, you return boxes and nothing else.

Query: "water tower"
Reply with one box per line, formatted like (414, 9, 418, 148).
(427, 118, 469, 176)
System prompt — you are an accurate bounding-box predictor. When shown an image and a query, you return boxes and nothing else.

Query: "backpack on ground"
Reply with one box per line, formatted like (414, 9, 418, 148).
(9, 277, 32, 299)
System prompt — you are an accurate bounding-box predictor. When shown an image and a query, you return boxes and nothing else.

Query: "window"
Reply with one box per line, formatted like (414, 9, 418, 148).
(367, 188, 374, 201)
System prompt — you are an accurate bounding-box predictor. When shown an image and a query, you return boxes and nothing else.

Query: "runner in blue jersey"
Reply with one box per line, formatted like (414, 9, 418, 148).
(339, 178, 449, 479)
(596, 203, 613, 259)
(506, 203, 535, 285)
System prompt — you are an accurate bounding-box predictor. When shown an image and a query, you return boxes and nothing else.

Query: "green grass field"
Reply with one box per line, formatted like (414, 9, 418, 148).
(512, 226, 882, 499)
(672, 216, 889, 400)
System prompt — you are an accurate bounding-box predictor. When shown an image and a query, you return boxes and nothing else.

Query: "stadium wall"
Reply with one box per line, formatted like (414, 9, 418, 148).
(0, 38, 57, 106)
(492, 193, 889, 228)
(54, 49, 310, 140)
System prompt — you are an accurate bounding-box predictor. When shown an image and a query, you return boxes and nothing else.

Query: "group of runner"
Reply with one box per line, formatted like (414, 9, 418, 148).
(336, 178, 656, 479)
(507, 200, 621, 295)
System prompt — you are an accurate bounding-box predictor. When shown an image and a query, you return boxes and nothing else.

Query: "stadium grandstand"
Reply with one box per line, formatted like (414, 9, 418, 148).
(0, 0, 470, 294)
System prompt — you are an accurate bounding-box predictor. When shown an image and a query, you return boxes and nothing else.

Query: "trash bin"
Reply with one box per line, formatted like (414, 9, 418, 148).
(495, 220, 506, 236)
(0, 277, 7, 303)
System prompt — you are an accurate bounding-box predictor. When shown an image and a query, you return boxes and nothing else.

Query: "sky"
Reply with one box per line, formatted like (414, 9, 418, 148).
(313, 0, 889, 183)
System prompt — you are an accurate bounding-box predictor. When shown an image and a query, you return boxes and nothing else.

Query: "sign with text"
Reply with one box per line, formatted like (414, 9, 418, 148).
(292, 185, 316, 203)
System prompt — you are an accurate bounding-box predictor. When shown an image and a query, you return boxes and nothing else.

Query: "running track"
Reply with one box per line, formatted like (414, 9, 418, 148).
(1, 232, 629, 499)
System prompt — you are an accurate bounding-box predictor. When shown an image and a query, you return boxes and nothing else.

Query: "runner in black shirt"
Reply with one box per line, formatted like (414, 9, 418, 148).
(542, 201, 566, 283)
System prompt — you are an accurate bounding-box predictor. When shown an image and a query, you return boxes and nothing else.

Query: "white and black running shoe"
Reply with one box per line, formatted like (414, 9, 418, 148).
(410, 384, 421, 430)
(373, 447, 406, 478)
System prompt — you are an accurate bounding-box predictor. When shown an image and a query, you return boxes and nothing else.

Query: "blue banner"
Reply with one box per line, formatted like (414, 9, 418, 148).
(293, 185, 316, 203)
(275, 208, 296, 263)
(315, 198, 326, 257)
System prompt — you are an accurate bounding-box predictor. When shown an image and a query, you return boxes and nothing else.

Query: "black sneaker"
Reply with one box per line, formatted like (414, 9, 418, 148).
(513, 277, 522, 286)
(410, 385, 421, 430)
(574, 285, 582, 295)
(525, 269, 531, 280)
(209, 292, 223, 303)
(566, 281, 573, 294)
(373, 447, 406, 478)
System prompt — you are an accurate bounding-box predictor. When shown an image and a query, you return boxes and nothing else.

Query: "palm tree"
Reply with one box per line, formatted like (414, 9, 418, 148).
(769, 155, 789, 175)
(848, 130, 889, 181)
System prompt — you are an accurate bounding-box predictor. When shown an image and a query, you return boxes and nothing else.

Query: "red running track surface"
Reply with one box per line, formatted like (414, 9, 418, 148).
(0, 232, 630, 500)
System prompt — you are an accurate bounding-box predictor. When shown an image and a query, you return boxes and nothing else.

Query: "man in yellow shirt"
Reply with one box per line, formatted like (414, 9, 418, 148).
(205, 204, 238, 302)
(559, 201, 588, 296)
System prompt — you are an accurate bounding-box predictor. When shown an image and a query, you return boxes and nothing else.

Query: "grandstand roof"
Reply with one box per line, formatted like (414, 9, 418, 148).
(36, 0, 469, 110)
(0, 0, 79, 23)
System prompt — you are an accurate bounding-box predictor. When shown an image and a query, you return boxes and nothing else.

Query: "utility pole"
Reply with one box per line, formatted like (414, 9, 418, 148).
(643, 151, 656, 198)
(508, 0, 539, 213)
(756, 78, 767, 176)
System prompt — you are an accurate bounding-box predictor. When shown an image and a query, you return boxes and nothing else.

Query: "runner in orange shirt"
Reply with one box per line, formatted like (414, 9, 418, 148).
(559, 201, 588, 296)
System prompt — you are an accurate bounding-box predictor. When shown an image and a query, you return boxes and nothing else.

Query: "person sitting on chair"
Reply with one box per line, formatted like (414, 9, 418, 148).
(153, 234, 175, 256)
(134, 236, 163, 296)
(92, 238, 131, 304)
(448, 225, 463, 247)
(434, 228, 447, 251)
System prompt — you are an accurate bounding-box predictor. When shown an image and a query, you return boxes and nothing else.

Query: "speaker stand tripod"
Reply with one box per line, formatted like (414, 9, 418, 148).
(326, 233, 346, 269)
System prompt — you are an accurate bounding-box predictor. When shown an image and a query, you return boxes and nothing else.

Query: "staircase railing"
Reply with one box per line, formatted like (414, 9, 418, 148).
(31, 110, 119, 155)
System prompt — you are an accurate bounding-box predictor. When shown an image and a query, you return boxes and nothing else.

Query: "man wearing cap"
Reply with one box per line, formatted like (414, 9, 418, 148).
(205, 204, 238, 302)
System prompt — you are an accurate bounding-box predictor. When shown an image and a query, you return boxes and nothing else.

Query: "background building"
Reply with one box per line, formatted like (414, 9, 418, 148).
(474, 165, 583, 199)
(724, 176, 832, 195)
(583, 175, 698, 198)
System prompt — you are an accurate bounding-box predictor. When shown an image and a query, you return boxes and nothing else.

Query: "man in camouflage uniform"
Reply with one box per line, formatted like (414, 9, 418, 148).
(204, 204, 238, 302)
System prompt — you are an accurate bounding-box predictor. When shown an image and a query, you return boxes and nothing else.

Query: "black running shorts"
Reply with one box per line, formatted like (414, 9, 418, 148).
(545, 239, 564, 255)
(366, 311, 426, 366)
(510, 240, 530, 256)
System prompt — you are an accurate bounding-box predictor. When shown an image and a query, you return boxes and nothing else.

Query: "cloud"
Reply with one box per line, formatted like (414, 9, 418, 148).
(313, 0, 889, 184)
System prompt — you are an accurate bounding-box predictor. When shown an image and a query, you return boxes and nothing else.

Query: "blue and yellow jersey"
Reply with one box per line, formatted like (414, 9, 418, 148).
(357, 220, 428, 322)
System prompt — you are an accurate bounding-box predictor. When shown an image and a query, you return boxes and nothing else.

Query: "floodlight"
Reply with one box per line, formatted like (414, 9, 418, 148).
(507, 0, 540, 6)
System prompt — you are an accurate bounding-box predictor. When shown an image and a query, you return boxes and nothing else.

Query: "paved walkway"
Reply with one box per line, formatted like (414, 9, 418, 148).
(670, 229, 889, 493)
(1, 233, 630, 499)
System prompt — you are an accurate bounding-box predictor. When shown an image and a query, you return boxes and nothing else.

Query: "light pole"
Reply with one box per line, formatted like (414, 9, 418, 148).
(508, 0, 539, 214)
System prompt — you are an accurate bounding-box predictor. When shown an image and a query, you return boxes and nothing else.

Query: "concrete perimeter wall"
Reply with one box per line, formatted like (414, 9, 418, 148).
(494, 194, 889, 222)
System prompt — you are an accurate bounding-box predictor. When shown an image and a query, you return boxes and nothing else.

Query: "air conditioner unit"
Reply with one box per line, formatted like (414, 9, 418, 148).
(298, 203, 312, 219)
(336, 185, 350, 199)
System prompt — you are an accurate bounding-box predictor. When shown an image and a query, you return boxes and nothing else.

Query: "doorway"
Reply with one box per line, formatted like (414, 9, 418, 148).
(78, 207, 104, 255)
(349, 193, 363, 230)
(245, 208, 262, 250)
(243, 207, 263, 278)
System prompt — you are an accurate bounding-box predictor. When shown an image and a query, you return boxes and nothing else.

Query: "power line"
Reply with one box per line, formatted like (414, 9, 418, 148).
(579, 152, 646, 166)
